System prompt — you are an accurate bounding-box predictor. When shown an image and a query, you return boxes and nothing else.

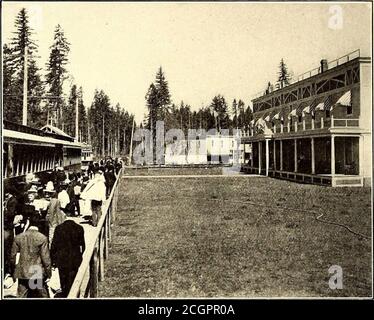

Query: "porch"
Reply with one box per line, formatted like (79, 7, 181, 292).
(241, 135, 363, 187)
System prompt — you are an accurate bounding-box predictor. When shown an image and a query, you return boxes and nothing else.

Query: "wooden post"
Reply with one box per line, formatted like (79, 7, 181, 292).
(265, 139, 269, 176)
(273, 140, 276, 170)
(331, 135, 335, 175)
(250, 143, 254, 168)
(108, 207, 112, 241)
(99, 230, 105, 281)
(280, 140, 283, 171)
(294, 139, 298, 173)
(311, 137, 315, 174)
(89, 247, 99, 298)
(75, 95, 79, 141)
(102, 117, 105, 157)
(104, 217, 109, 259)
(22, 45, 28, 126)
(258, 142, 262, 174)
(129, 117, 135, 165)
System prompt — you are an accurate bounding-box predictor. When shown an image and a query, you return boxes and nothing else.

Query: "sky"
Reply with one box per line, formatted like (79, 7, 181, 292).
(2, 1, 372, 123)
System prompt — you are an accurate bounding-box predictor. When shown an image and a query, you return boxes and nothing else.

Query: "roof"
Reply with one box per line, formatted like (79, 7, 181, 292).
(40, 125, 72, 138)
(3, 129, 82, 149)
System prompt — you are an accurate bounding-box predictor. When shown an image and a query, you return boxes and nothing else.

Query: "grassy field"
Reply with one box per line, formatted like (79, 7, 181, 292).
(99, 169, 372, 298)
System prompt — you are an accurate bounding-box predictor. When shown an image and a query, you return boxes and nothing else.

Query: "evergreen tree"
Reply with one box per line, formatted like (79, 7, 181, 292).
(210, 95, 230, 132)
(45, 24, 70, 127)
(155, 66, 171, 118)
(277, 58, 291, 88)
(77, 87, 88, 142)
(4, 8, 45, 127)
(3, 44, 19, 123)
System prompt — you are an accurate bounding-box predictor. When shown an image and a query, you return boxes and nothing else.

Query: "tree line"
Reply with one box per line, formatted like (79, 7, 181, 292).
(2, 8, 135, 157)
(144, 67, 254, 135)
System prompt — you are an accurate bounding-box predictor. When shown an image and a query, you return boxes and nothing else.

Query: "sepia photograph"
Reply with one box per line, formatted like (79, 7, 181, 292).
(1, 0, 373, 307)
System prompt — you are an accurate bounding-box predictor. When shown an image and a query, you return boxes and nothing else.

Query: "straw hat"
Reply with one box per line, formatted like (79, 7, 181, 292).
(27, 185, 39, 194)
(44, 181, 55, 193)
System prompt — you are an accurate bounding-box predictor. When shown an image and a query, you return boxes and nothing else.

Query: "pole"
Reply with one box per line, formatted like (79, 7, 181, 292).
(22, 44, 28, 126)
(129, 117, 135, 165)
(102, 117, 105, 157)
(75, 95, 79, 141)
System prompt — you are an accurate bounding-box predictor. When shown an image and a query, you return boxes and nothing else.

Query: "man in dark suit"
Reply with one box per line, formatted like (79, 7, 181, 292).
(10, 212, 52, 298)
(4, 186, 18, 277)
(51, 220, 85, 297)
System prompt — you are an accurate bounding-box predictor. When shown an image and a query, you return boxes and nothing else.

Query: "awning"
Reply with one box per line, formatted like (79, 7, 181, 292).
(335, 90, 351, 107)
(302, 105, 311, 115)
(288, 109, 297, 119)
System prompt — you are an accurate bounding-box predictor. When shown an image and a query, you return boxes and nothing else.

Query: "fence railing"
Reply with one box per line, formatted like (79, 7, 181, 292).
(67, 169, 122, 298)
(252, 49, 361, 100)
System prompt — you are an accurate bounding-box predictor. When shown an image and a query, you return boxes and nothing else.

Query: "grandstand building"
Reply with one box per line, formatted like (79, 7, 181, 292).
(241, 50, 372, 187)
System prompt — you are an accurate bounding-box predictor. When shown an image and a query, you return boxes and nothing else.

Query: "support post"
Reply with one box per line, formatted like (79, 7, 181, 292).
(22, 45, 28, 126)
(280, 140, 283, 171)
(99, 230, 105, 281)
(294, 139, 298, 173)
(89, 247, 99, 298)
(273, 140, 276, 170)
(250, 143, 254, 168)
(265, 139, 269, 176)
(331, 135, 335, 175)
(75, 95, 79, 141)
(258, 142, 262, 174)
(311, 137, 315, 174)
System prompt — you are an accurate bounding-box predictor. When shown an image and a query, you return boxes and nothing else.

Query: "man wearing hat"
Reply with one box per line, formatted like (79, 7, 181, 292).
(45, 182, 66, 246)
(4, 186, 19, 281)
(80, 170, 107, 226)
(10, 211, 52, 298)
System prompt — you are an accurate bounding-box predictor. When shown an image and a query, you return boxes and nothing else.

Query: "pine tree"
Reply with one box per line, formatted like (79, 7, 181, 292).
(46, 24, 70, 127)
(3, 44, 19, 123)
(5, 8, 45, 127)
(77, 87, 88, 142)
(210, 95, 230, 132)
(155, 66, 171, 118)
(277, 58, 291, 88)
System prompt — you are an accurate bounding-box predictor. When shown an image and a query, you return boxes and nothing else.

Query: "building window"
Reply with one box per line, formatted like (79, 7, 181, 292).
(298, 115, 302, 123)
(347, 105, 353, 115)
(326, 110, 330, 118)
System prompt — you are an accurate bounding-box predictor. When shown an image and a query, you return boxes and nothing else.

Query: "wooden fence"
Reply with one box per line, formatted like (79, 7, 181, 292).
(67, 169, 121, 298)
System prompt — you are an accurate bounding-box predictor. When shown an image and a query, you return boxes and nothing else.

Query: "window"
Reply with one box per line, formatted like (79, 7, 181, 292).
(347, 105, 353, 115)
(326, 110, 330, 118)
(298, 115, 302, 123)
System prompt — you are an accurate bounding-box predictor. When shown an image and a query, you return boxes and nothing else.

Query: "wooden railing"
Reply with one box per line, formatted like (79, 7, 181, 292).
(67, 169, 122, 298)
(251, 49, 360, 100)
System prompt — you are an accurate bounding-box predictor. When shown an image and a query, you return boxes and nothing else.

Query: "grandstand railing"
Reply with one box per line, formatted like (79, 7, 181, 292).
(67, 169, 122, 298)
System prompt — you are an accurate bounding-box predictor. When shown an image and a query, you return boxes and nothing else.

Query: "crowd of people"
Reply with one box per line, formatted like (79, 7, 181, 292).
(3, 157, 123, 298)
